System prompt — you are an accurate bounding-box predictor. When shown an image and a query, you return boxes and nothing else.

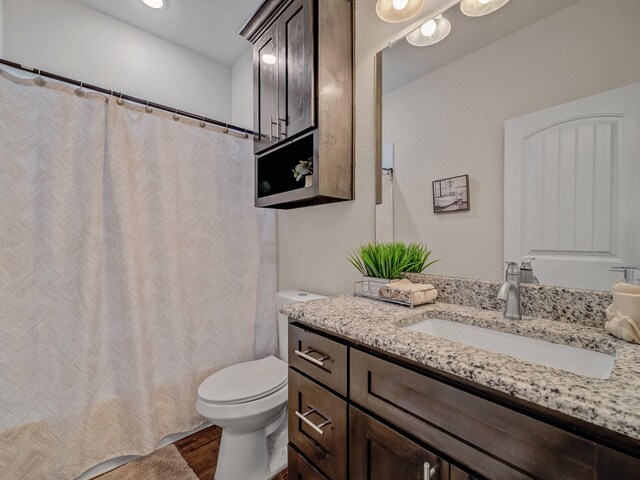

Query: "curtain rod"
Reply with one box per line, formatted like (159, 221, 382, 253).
(0, 58, 256, 137)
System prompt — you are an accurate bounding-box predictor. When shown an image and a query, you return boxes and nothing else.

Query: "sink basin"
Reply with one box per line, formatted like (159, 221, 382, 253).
(406, 318, 615, 379)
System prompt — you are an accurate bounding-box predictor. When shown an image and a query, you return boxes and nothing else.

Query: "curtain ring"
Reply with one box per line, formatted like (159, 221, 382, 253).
(242, 128, 249, 139)
(74, 82, 85, 97)
(145, 100, 153, 114)
(172, 109, 180, 121)
(34, 69, 46, 87)
(199, 116, 206, 128)
(223, 123, 229, 135)
(116, 93, 125, 106)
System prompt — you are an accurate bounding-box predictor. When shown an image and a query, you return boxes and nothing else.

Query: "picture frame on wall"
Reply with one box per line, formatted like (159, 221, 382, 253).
(432, 174, 470, 213)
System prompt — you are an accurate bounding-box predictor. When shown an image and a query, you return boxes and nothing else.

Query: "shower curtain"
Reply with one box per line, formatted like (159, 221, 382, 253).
(0, 69, 277, 480)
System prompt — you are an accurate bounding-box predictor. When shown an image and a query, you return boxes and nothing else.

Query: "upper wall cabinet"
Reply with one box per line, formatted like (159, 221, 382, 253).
(240, 0, 353, 209)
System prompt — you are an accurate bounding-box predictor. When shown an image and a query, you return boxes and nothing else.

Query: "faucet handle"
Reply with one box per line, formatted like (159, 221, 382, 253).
(504, 262, 519, 273)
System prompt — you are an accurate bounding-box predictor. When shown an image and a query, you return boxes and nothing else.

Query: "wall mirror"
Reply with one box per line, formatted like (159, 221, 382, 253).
(376, 0, 640, 291)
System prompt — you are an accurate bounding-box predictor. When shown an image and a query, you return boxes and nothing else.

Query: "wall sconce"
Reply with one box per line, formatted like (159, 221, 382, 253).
(406, 15, 451, 46)
(460, 0, 511, 17)
(376, 0, 424, 23)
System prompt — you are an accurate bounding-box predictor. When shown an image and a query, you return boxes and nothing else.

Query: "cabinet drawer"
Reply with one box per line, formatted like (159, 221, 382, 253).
(288, 445, 329, 480)
(351, 348, 608, 479)
(289, 368, 347, 479)
(288, 323, 348, 396)
(350, 406, 449, 480)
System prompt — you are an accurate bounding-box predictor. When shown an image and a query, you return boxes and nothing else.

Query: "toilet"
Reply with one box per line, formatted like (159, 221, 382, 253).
(196, 290, 324, 480)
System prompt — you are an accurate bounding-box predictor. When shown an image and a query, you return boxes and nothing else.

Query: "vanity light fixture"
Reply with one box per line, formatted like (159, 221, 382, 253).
(460, 0, 510, 17)
(142, 0, 164, 9)
(406, 15, 451, 47)
(376, 0, 424, 23)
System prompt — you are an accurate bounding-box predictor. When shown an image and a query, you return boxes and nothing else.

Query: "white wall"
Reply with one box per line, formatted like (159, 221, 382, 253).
(384, 0, 640, 281)
(3, 0, 232, 122)
(231, 48, 254, 130)
(276, 0, 459, 295)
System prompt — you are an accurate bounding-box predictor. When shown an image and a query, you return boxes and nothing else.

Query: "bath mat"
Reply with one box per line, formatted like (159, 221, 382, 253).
(97, 445, 199, 480)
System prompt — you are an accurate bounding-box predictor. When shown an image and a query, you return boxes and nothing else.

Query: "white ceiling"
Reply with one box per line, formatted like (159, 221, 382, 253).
(72, 0, 262, 66)
(383, 0, 582, 93)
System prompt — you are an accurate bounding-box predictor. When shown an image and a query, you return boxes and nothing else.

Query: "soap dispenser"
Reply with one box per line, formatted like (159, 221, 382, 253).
(605, 266, 640, 344)
(519, 257, 539, 284)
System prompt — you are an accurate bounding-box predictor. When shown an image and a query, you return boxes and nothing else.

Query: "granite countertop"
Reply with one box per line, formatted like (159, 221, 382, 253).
(281, 295, 640, 440)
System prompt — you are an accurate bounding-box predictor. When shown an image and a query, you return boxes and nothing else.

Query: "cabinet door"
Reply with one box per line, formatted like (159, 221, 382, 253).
(278, 0, 315, 141)
(254, 22, 280, 153)
(350, 406, 449, 480)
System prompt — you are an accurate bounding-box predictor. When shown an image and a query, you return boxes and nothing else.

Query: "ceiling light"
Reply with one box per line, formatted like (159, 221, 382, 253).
(460, 0, 510, 17)
(420, 19, 437, 37)
(406, 15, 451, 47)
(142, 0, 164, 9)
(376, 0, 424, 23)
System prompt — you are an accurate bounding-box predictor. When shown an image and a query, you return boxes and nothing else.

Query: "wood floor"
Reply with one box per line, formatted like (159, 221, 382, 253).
(174, 425, 288, 480)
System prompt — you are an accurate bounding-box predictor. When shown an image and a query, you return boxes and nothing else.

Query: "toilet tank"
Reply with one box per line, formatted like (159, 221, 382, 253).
(277, 291, 325, 362)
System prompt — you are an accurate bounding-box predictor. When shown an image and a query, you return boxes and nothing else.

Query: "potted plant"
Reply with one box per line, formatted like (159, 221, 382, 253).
(347, 242, 438, 292)
(292, 158, 313, 188)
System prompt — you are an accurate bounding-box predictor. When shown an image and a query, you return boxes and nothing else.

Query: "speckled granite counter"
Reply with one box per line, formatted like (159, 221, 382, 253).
(281, 295, 640, 440)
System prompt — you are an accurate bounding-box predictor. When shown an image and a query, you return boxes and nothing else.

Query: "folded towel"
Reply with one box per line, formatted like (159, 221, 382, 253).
(379, 279, 438, 306)
(613, 281, 640, 295)
(605, 304, 640, 344)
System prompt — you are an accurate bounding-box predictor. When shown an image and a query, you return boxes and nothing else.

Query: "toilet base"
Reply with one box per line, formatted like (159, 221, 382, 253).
(214, 408, 288, 480)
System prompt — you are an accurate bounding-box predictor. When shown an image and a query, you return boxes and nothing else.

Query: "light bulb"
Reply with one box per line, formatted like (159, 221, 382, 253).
(142, 0, 164, 8)
(420, 19, 437, 37)
(479, 0, 491, 4)
(392, 0, 409, 10)
(262, 54, 277, 65)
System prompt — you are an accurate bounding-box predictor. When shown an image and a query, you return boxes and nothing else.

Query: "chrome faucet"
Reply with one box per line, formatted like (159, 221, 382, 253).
(497, 262, 522, 320)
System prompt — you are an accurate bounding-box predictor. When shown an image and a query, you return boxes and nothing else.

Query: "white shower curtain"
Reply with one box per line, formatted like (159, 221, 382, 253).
(0, 69, 276, 480)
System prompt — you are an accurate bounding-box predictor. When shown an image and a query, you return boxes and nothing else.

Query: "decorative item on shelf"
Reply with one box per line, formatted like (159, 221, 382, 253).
(348, 242, 438, 296)
(460, 0, 511, 17)
(292, 158, 314, 188)
(605, 267, 640, 344)
(406, 15, 452, 47)
(432, 174, 470, 213)
(376, 0, 424, 23)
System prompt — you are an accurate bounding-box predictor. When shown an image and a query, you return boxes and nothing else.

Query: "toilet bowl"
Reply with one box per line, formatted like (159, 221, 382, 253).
(196, 290, 324, 480)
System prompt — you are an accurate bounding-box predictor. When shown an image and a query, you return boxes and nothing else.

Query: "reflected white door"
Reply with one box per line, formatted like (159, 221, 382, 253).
(504, 82, 640, 290)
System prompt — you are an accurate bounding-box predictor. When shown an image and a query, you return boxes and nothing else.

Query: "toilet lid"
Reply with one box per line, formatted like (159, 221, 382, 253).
(198, 356, 288, 405)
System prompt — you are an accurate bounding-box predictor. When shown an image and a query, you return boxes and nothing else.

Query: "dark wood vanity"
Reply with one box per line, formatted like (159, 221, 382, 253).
(240, 0, 353, 209)
(287, 321, 640, 479)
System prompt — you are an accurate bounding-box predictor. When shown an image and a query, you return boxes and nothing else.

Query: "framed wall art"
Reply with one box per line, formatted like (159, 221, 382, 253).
(432, 174, 470, 213)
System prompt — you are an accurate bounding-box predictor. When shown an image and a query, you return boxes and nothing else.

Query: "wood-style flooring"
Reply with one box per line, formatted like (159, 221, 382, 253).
(174, 425, 288, 480)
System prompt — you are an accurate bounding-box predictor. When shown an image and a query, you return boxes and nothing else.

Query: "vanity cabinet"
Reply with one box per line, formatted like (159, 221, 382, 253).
(241, 0, 353, 209)
(287, 321, 640, 480)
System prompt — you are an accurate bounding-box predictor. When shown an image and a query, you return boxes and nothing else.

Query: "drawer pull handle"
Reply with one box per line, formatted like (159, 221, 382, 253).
(423, 462, 437, 479)
(294, 406, 331, 435)
(294, 348, 329, 367)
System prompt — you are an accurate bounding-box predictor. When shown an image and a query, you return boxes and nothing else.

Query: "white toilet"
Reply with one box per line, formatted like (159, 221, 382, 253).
(196, 290, 324, 480)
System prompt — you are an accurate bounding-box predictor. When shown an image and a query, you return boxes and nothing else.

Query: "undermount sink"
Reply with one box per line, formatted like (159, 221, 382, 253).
(406, 318, 615, 379)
